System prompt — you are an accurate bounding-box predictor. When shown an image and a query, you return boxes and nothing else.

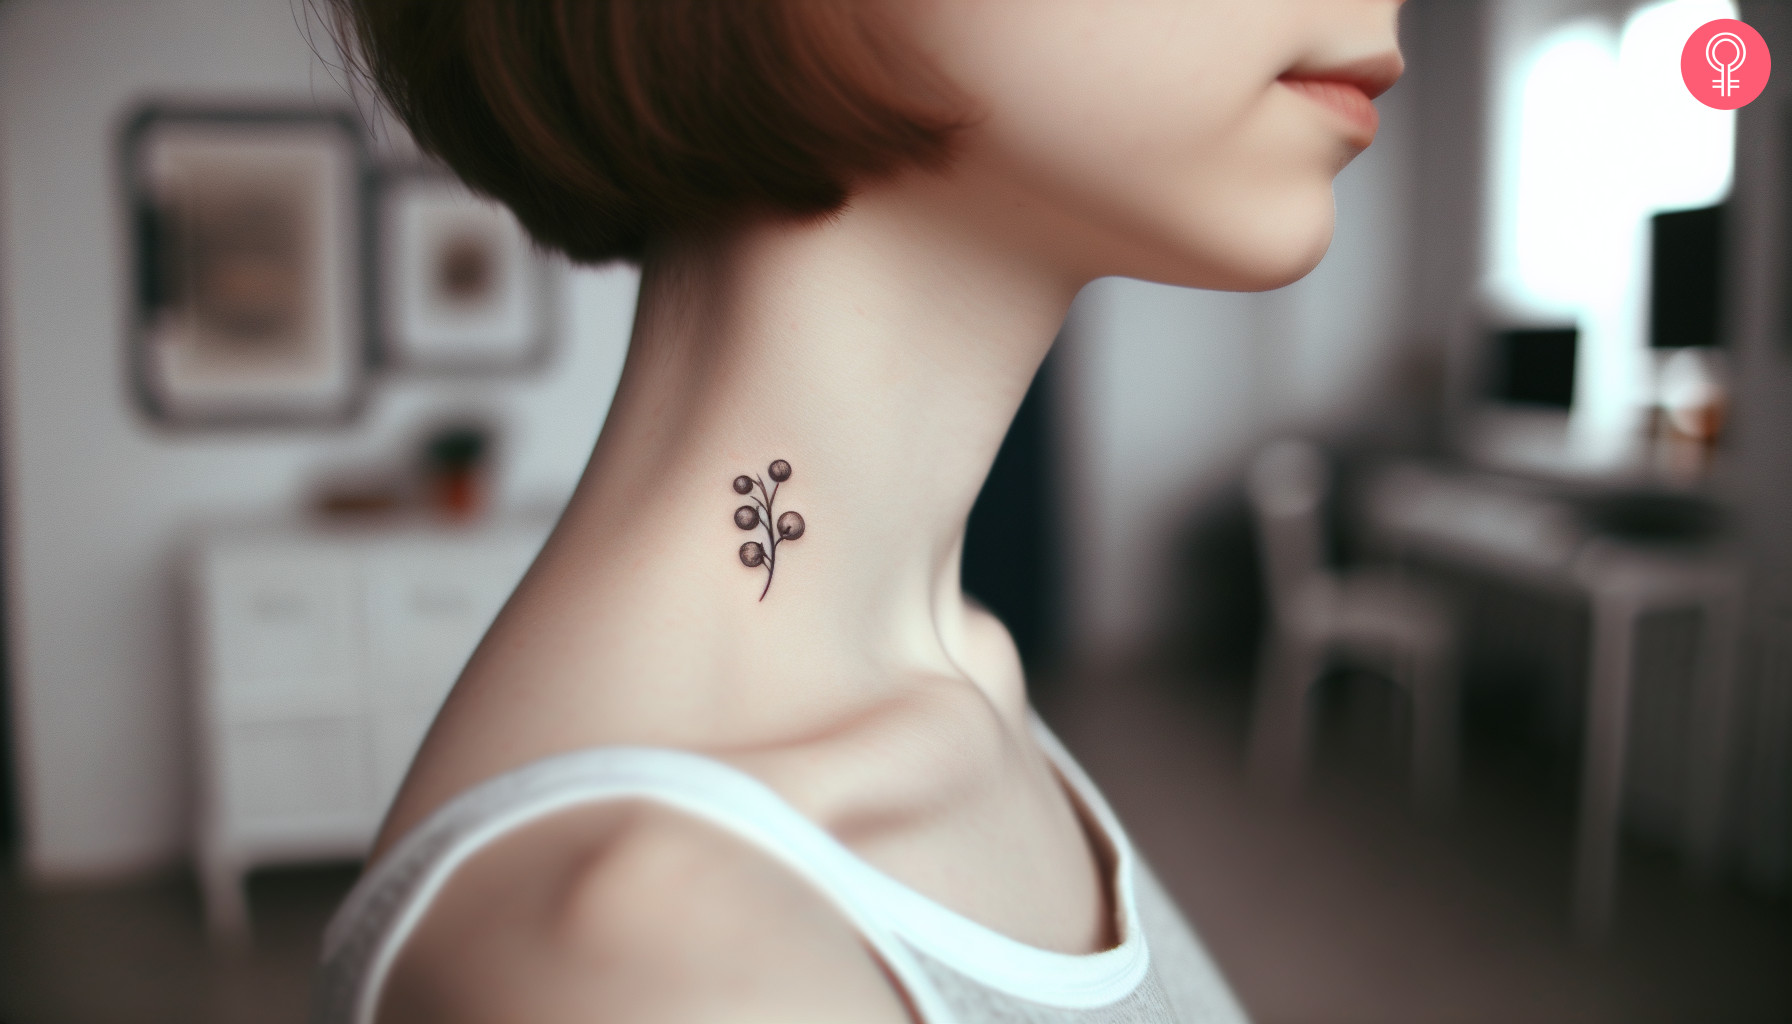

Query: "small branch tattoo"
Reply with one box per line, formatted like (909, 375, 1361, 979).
(732, 459, 805, 601)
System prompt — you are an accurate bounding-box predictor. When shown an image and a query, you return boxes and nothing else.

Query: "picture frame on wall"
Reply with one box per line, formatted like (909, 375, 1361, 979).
(123, 106, 370, 427)
(378, 172, 552, 372)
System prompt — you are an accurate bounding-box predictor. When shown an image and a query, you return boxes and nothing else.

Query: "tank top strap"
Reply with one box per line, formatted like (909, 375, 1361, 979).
(313, 745, 960, 1024)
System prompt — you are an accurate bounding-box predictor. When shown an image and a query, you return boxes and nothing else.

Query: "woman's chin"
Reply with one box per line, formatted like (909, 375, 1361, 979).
(1241, 188, 1339, 285)
(1128, 185, 1338, 292)
(1156, 221, 1335, 293)
(1240, 229, 1335, 291)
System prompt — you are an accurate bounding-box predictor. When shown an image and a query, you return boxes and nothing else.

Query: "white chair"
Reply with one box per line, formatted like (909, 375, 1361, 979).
(1246, 440, 1459, 807)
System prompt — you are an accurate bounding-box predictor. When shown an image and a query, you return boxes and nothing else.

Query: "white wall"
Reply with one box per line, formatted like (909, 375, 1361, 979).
(1060, 70, 1417, 658)
(0, 0, 637, 877)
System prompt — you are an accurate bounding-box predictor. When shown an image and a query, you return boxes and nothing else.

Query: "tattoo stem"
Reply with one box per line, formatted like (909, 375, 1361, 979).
(755, 476, 777, 600)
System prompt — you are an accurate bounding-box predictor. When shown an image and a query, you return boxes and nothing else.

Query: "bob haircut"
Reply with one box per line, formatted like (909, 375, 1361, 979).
(328, 0, 966, 264)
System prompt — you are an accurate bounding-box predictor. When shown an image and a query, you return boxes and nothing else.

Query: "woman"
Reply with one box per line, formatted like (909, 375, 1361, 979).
(315, 2, 1404, 1021)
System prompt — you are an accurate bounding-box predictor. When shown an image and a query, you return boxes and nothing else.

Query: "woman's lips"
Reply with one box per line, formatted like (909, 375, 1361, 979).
(1279, 76, 1380, 145)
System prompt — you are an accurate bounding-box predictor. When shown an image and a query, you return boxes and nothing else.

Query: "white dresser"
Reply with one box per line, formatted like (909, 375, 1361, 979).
(188, 518, 551, 941)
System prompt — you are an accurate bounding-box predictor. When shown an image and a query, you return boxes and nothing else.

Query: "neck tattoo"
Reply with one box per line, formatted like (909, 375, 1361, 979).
(732, 460, 805, 601)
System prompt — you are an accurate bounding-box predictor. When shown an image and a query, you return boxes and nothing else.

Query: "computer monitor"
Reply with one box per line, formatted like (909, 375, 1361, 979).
(1486, 325, 1577, 409)
(1649, 203, 1726, 349)
(1462, 323, 1585, 477)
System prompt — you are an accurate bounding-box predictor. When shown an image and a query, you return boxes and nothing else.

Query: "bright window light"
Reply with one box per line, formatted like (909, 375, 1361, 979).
(1618, 0, 1736, 211)
(1511, 24, 1625, 308)
(1491, 0, 1735, 468)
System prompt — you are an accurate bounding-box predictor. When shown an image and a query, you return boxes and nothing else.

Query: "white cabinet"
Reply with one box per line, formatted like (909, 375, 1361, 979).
(189, 520, 549, 941)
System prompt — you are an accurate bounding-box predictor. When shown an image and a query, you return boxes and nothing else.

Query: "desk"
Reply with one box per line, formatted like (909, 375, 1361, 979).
(1361, 463, 1742, 938)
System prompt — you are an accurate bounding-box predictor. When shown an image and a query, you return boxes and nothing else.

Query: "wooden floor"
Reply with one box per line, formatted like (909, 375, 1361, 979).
(2, 669, 1788, 1023)
(1039, 669, 1792, 1024)
(0, 857, 351, 1024)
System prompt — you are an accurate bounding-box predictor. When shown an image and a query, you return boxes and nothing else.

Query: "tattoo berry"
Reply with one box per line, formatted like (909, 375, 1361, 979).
(728, 459, 804, 600)
(777, 511, 805, 540)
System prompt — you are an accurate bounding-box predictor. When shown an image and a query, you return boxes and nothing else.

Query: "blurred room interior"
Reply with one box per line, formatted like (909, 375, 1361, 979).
(2, 0, 1790, 1021)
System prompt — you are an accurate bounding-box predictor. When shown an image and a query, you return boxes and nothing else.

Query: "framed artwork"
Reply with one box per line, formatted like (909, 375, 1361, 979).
(123, 107, 370, 426)
(378, 173, 551, 372)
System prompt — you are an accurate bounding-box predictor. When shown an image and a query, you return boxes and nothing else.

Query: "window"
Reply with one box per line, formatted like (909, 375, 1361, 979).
(1487, 0, 1735, 467)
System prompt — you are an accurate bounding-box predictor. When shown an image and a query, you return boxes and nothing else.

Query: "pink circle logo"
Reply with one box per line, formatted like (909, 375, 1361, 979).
(1681, 19, 1770, 109)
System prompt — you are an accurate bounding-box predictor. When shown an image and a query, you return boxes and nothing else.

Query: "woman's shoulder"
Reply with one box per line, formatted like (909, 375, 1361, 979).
(342, 675, 1070, 1023)
(373, 796, 912, 1024)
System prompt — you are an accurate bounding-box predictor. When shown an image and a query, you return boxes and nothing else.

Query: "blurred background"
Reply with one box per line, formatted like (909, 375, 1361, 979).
(2, 0, 1790, 1021)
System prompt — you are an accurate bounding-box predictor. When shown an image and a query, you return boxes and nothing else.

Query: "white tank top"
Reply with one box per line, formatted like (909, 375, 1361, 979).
(312, 715, 1250, 1023)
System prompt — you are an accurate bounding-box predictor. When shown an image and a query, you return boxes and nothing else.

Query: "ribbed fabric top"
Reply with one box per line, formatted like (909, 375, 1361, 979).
(312, 715, 1249, 1024)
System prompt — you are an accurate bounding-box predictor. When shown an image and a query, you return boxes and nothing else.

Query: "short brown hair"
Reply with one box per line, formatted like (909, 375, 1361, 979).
(328, 1, 965, 264)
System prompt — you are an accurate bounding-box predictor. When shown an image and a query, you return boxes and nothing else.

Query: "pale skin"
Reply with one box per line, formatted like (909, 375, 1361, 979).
(373, 1, 1404, 1021)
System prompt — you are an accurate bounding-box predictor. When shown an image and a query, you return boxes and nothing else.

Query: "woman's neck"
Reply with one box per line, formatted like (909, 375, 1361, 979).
(523, 172, 1081, 740)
